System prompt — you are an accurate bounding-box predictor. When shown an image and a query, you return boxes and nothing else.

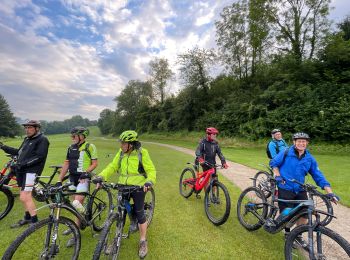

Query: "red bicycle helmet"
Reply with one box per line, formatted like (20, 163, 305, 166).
(206, 127, 219, 135)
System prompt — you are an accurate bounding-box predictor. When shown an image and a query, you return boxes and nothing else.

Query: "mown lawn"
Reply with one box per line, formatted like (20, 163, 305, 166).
(0, 134, 285, 259)
(141, 134, 350, 208)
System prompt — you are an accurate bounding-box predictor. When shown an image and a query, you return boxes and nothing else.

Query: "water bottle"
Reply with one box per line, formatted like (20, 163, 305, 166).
(125, 200, 132, 214)
(72, 200, 85, 214)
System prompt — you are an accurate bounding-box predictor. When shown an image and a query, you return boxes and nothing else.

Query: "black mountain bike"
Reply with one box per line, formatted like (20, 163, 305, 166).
(251, 166, 334, 226)
(93, 183, 155, 260)
(237, 179, 350, 259)
(2, 179, 112, 260)
(0, 159, 67, 221)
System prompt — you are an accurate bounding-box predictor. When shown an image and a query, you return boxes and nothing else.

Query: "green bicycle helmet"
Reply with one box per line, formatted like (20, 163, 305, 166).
(119, 130, 138, 142)
(71, 126, 89, 138)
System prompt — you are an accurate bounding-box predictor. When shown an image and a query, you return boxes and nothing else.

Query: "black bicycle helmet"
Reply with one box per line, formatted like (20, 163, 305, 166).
(292, 132, 310, 140)
(71, 126, 89, 137)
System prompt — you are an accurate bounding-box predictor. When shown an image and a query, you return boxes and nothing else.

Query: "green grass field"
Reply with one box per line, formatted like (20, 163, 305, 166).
(141, 133, 350, 207)
(0, 132, 285, 259)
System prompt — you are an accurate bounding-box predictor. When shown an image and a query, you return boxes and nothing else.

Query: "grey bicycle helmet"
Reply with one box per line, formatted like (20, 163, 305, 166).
(292, 132, 310, 140)
(22, 120, 41, 128)
(271, 129, 281, 134)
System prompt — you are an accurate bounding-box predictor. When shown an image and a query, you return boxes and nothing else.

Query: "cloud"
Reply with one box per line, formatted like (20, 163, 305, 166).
(0, 0, 347, 121)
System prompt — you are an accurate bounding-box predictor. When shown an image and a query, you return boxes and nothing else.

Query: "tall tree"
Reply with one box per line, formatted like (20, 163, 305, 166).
(177, 46, 216, 91)
(337, 15, 350, 41)
(267, 0, 331, 61)
(149, 58, 174, 104)
(0, 94, 20, 137)
(216, 0, 270, 78)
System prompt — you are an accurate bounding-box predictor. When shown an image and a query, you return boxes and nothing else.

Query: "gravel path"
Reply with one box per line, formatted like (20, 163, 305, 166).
(146, 141, 350, 243)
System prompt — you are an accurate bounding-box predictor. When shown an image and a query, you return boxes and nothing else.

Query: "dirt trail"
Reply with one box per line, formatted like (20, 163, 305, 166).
(146, 141, 350, 243)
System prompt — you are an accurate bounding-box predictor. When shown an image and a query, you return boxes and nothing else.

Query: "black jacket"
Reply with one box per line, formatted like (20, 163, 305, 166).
(1, 133, 49, 175)
(195, 138, 226, 166)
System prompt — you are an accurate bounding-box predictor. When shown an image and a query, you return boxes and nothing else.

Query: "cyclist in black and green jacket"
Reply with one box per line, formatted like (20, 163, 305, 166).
(57, 126, 98, 247)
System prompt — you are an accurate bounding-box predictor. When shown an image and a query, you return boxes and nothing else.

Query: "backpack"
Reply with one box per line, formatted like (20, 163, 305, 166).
(84, 143, 92, 159)
(117, 148, 146, 178)
(266, 140, 279, 159)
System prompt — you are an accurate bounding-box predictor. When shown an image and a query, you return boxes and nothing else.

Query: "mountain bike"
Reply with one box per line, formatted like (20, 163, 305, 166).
(2, 178, 113, 260)
(179, 161, 231, 226)
(237, 179, 350, 259)
(0, 155, 17, 220)
(0, 155, 67, 220)
(93, 183, 155, 260)
(251, 165, 333, 226)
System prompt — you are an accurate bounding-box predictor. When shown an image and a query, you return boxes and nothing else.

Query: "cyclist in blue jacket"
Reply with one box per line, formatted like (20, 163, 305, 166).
(270, 132, 339, 247)
(267, 129, 288, 159)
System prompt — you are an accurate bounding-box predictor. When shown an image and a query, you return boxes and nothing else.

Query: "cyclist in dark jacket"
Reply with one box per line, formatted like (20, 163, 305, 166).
(0, 120, 49, 227)
(195, 127, 228, 178)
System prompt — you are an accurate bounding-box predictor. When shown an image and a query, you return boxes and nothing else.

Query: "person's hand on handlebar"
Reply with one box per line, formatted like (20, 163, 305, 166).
(92, 175, 103, 189)
(198, 157, 205, 164)
(144, 182, 152, 192)
(325, 193, 340, 204)
(275, 176, 285, 184)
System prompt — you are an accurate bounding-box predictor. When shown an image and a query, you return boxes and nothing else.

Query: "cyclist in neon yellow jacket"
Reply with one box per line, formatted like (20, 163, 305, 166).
(98, 130, 156, 258)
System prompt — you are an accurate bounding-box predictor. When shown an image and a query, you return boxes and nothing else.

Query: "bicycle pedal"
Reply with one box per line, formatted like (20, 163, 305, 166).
(122, 233, 129, 239)
(196, 194, 201, 199)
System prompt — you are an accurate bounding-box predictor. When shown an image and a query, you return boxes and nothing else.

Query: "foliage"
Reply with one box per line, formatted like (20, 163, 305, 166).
(149, 58, 174, 104)
(97, 10, 350, 143)
(41, 115, 96, 135)
(0, 94, 20, 137)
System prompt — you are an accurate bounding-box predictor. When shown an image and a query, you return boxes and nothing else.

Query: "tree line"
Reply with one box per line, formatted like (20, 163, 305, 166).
(0, 97, 96, 137)
(98, 0, 350, 142)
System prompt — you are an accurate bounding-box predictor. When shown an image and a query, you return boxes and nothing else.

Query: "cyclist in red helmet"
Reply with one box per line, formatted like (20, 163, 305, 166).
(195, 127, 229, 180)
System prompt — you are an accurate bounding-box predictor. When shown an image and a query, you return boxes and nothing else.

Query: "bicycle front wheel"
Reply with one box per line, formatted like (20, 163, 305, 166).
(253, 171, 272, 198)
(285, 224, 350, 260)
(3, 216, 81, 260)
(0, 187, 14, 220)
(88, 187, 113, 231)
(204, 181, 231, 226)
(237, 186, 268, 231)
(309, 193, 333, 226)
(93, 213, 124, 260)
(179, 167, 196, 198)
(144, 187, 155, 227)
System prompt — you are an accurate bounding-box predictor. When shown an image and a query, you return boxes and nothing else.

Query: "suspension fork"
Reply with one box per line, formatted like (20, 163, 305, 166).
(307, 207, 315, 258)
(47, 206, 62, 256)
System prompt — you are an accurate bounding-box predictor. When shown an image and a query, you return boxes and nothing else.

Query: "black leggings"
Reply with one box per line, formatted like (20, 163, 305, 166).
(123, 189, 146, 224)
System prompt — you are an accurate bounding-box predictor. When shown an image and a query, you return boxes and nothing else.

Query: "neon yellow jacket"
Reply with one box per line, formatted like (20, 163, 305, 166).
(99, 148, 156, 186)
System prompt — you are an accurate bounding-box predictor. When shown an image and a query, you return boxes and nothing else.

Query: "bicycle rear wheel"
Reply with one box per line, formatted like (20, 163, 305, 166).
(88, 187, 113, 231)
(253, 171, 272, 198)
(285, 224, 350, 260)
(204, 181, 231, 226)
(309, 193, 333, 226)
(179, 167, 196, 198)
(3, 216, 81, 260)
(0, 187, 14, 220)
(237, 186, 268, 231)
(93, 213, 125, 260)
(144, 187, 155, 227)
